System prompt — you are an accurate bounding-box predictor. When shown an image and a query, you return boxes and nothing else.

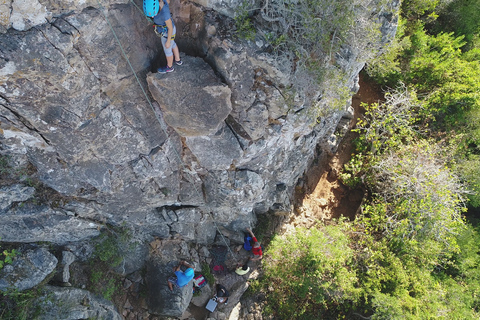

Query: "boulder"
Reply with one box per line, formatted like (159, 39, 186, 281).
(34, 285, 122, 320)
(146, 259, 193, 317)
(191, 283, 213, 307)
(0, 205, 101, 244)
(114, 239, 149, 275)
(147, 55, 232, 137)
(0, 247, 57, 292)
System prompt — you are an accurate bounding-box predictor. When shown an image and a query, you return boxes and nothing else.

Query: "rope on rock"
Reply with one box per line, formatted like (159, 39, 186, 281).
(95, 0, 239, 263)
(210, 246, 228, 275)
(129, 0, 153, 24)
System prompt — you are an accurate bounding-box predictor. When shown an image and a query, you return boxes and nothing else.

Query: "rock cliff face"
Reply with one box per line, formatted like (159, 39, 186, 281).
(0, 0, 398, 316)
(0, 0, 398, 244)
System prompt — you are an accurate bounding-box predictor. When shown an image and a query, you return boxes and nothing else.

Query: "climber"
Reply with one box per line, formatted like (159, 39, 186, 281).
(143, 0, 182, 73)
(167, 260, 195, 291)
(213, 284, 230, 304)
(243, 227, 263, 261)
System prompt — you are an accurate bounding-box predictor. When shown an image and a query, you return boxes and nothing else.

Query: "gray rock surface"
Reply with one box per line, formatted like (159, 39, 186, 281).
(35, 285, 123, 320)
(185, 125, 243, 170)
(52, 251, 76, 284)
(0, 247, 58, 292)
(0, 205, 101, 244)
(114, 239, 149, 275)
(146, 259, 194, 317)
(147, 56, 233, 137)
(0, 184, 35, 212)
(0, 0, 399, 247)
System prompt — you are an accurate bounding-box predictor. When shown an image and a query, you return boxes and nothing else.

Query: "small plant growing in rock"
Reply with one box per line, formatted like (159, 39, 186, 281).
(201, 263, 215, 286)
(0, 155, 11, 175)
(102, 278, 120, 301)
(0, 249, 17, 269)
(0, 240, 18, 270)
(86, 226, 131, 301)
(94, 226, 131, 268)
(234, 1, 256, 40)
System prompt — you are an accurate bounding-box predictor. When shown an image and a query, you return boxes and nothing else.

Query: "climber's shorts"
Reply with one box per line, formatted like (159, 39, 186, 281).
(160, 26, 177, 57)
(168, 276, 179, 288)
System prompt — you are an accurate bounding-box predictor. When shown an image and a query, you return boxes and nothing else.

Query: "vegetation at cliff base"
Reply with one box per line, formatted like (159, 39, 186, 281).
(366, 0, 480, 206)
(0, 288, 42, 320)
(263, 223, 360, 318)
(258, 0, 480, 318)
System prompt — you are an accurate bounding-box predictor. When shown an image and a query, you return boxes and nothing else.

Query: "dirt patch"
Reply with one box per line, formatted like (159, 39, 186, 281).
(290, 72, 384, 230)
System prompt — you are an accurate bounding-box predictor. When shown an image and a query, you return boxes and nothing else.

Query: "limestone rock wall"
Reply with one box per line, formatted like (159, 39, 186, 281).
(0, 0, 398, 246)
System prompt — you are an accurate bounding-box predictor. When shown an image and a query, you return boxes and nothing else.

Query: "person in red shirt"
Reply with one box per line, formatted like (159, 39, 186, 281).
(246, 227, 263, 261)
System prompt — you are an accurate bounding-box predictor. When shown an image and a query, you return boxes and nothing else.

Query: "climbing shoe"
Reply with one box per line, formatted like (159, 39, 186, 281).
(175, 59, 183, 66)
(157, 65, 174, 73)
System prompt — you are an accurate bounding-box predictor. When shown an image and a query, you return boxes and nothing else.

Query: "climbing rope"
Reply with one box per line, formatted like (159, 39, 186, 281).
(210, 246, 228, 275)
(95, 0, 240, 263)
(128, 0, 153, 24)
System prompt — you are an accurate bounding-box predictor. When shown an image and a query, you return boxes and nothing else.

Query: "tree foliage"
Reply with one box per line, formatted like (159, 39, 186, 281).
(431, 0, 480, 49)
(366, 0, 480, 208)
(262, 224, 360, 318)
(260, 1, 480, 318)
(260, 85, 479, 318)
(369, 142, 467, 248)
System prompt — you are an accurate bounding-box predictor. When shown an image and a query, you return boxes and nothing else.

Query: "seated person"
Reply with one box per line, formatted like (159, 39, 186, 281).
(167, 260, 195, 291)
(213, 284, 230, 304)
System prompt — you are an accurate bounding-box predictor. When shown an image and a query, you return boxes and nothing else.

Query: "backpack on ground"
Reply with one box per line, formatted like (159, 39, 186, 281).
(193, 274, 207, 290)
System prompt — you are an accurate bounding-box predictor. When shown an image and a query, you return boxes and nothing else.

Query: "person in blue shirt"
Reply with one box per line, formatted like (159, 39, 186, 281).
(167, 260, 195, 291)
(153, 0, 182, 73)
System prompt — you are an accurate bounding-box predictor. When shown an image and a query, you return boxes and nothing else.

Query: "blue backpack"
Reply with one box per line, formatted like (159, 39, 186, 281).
(243, 236, 253, 251)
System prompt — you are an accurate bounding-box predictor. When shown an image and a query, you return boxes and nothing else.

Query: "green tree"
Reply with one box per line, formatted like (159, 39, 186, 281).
(370, 142, 467, 247)
(432, 0, 480, 49)
(456, 154, 480, 207)
(262, 223, 360, 318)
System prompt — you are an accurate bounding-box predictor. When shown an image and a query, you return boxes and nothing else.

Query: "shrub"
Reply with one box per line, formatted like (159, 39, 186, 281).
(200, 263, 215, 287)
(94, 226, 131, 268)
(0, 155, 11, 175)
(456, 154, 480, 207)
(262, 223, 360, 318)
(368, 141, 468, 249)
(0, 288, 42, 320)
(234, 1, 256, 41)
(0, 247, 18, 270)
(86, 226, 132, 301)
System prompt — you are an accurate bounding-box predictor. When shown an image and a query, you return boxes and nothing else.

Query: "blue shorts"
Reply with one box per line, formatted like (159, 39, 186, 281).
(160, 25, 177, 57)
(168, 276, 179, 288)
